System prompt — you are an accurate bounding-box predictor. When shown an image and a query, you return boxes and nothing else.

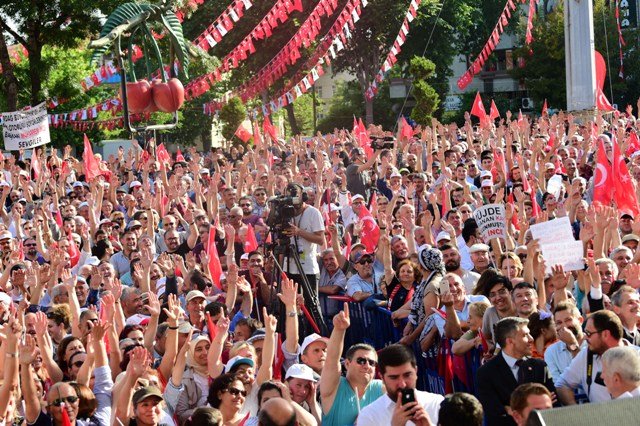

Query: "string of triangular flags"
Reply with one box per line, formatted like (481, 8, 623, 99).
(363, 0, 420, 101)
(185, 0, 306, 100)
(457, 0, 529, 90)
(258, 0, 367, 117)
(203, 0, 342, 115)
(193, 0, 253, 51)
(614, 0, 626, 78)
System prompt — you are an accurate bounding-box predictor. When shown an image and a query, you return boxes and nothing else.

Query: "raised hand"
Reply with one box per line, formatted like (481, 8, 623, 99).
(550, 264, 570, 291)
(19, 334, 37, 365)
(91, 319, 111, 342)
(277, 278, 299, 308)
(126, 346, 149, 379)
(263, 307, 277, 334)
(333, 302, 350, 331)
(163, 293, 182, 326)
(146, 291, 161, 317)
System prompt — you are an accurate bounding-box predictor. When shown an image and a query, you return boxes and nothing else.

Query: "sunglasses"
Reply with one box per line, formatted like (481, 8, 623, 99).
(50, 396, 79, 407)
(240, 203, 251, 207)
(393, 224, 403, 229)
(224, 387, 248, 397)
(355, 357, 377, 367)
(358, 258, 373, 265)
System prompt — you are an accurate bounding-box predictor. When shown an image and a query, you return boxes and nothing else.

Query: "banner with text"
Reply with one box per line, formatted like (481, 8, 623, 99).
(2, 103, 51, 150)
(529, 216, 584, 273)
(473, 203, 507, 242)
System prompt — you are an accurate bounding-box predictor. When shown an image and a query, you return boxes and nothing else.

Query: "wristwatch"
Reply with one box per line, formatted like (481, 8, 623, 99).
(287, 311, 298, 317)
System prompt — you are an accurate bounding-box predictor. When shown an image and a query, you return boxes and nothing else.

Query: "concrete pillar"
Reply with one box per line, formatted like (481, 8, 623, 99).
(564, 0, 596, 111)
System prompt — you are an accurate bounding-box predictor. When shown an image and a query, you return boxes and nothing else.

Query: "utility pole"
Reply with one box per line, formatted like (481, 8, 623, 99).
(564, 0, 596, 112)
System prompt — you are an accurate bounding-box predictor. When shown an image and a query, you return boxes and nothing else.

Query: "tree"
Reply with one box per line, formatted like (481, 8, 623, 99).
(408, 56, 439, 125)
(0, 37, 19, 111)
(0, 0, 123, 106)
(218, 97, 246, 141)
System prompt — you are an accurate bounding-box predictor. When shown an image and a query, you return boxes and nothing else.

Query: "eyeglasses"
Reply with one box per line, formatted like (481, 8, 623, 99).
(224, 387, 248, 397)
(49, 396, 79, 407)
(24, 243, 37, 247)
(393, 224, 403, 229)
(240, 203, 251, 207)
(584, 329, 603, 338)
(355, 357, 377, 367)
(358, 258, 373, 265)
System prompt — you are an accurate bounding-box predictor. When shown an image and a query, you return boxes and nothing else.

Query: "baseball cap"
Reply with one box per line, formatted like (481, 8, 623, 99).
(84, 256, 100, 267)
(247, 329, 266, 344)
(398, 168, 410, 175)
(72, 181, 84, 188)
(469, 243, 490, 253)
(130, 180, 142, 189)
(621, 213, 635, 219)
(622, 234, 640, 243)
(186, 290, 206, 303)
(126, 220, 142, 230)
(480, 170, 492, 179)
(481, 180, 493, 188)
(99, 219, 113, 227)
(0, 292, 11, 306)
(240, 253, 249, 261)
(199, 168, 210, 175)
(299, 333, 328, 356)
(351, 194, 365, 203)
(177, 320, 193, 334)
(350, 243, 366, 253)
(132, 386, 163, 405)
(353, 251, 373, 263)
(126, 314, 150, 327)
(224, 356, 255, 373)
(390, 171, 402, 179)
(436, 231, 452, 243)
(285, 363, 318, 382)
(0, 231, 12, 241)
(544, 163, 555, 170)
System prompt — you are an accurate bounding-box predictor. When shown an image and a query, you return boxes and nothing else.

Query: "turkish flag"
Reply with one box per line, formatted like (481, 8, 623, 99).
(176, 149, 185, 162)
(626, 131, 640, 157)
(399, 116, 413, 141)
(470, 92, 487, 121)
(234, 123, 252, 143)
(594, 137, 614, 206)
(82, 134, 101, 182)
(613, 137, 639, 215)
(596, 87, 615, 112)
(542, 99, 548, 115)
(207, 228, 223, 289)
(263, 116, 278, 140)
(357, 205, 380, 253)
(244, 223, 259, 253)
(252, 121, 263, 148)
(489, 100, 500, 120)
(156, 143, 171, 164)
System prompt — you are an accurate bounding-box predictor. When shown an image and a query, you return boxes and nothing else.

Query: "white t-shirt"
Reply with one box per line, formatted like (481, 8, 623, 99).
(356, 390, 444, 426)
(286, 205, 325, 275)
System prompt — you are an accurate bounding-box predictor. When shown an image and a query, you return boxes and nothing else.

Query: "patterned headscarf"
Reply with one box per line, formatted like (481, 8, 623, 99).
(418, 245, 445, 275)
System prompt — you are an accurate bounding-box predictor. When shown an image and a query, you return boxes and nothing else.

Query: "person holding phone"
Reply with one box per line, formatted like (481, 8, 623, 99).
(356, 344, 443, 426)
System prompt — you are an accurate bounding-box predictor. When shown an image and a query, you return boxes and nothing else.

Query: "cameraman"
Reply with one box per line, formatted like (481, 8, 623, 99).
(281, 183, 327, 332)
(346, 148, 381, 198)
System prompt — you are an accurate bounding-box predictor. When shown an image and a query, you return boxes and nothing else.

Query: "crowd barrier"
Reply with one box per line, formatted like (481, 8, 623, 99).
(323, 296, 482, 395)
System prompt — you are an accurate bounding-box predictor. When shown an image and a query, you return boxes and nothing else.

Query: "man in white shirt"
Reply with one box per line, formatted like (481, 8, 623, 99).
(544, 301, 586, 383)
(556, 310, 640, 405)
(357, 344, 443, 426)
(602, 346, 640, 399)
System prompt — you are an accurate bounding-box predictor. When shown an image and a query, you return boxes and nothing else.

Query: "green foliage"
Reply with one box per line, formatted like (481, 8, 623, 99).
(283, 93, 316, 136)
(408, 56, 439, 125)
(219, 97, 246, 141)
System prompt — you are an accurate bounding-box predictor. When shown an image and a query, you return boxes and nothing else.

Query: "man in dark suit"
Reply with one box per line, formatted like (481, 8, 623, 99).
(477, 317, 556, 426)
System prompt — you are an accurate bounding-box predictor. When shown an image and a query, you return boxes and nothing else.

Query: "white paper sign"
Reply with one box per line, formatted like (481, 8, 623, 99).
(530, 216, 584, 273)
(473, 203, 507, 242)
(2, 102, 51, 150)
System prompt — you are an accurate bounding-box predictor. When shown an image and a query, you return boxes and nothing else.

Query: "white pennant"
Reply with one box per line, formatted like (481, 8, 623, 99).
(302, 77, 311, 90)
(229, 9, 240, 22)
(329, 45, 336, 58)
(241, 0, 252, 10)
(335, 38, 344, 52)
(311, 68, 320, 81)
(406, 10, 414, 22)
(205, 34, 216, 48)
(352, 9, 359, 23)
(216, 23, 228, 37)
(286, 92, 295, 103)
(295, 85, 303, 97)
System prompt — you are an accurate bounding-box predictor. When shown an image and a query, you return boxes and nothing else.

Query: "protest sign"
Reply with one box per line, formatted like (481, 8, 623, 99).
(473, 203, 507, 242)
(1, 102, 51, 150)
(529, 216, 584, 273)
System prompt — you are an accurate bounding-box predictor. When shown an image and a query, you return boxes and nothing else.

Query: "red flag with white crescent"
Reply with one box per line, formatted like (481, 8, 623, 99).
(613, 136, 639, 215)
(596, 87, 615, 112)
(470, 92, 487, 121)
(594, 137, 614, 206)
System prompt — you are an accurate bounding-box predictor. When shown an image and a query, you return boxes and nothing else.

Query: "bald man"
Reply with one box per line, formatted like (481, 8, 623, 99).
(259, 398, 296, 426)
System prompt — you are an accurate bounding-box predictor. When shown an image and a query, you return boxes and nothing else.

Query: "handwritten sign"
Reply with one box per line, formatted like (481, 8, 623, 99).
(530, 216, 584, 273)
(473, 204, 507, 242)
(2, 102, 50, 150)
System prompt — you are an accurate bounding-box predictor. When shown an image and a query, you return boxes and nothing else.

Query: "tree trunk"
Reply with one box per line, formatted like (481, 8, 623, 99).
(28, 45, 43, 106)
(285, 103, 300, 135)
(0, 33, 19, 111)
(364, 97, 374, 126)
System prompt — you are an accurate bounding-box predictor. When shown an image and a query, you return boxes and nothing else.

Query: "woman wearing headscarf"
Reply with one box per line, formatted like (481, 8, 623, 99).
(175, 335, 212, 424)
(400, 245, 446, 350)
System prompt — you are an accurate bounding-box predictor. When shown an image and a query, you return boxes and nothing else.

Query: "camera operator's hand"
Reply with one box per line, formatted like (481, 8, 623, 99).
(284, 224, 301, 238)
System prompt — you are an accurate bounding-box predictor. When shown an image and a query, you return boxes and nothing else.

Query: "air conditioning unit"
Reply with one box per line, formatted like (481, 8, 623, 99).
(522, 97, 534, 110)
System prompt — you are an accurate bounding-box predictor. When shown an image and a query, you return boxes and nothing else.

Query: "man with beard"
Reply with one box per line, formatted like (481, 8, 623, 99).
(110, 229, 138, 277)
(357, 344, 442, 425)
(239, 196, 266, 228)
(544, 301, 586, 385)
(556, 310, 640, 404)
(346, 252, 381, 303)
(23, 237, 45, 264)
(440, 244, 479, 294)
(611, 285, 640, 346)
(390, 235, 411, 271)
(163, 229, 191, 258)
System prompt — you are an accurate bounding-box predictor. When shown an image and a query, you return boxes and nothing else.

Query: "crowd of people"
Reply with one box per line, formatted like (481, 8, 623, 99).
(0, 109, 639, 426)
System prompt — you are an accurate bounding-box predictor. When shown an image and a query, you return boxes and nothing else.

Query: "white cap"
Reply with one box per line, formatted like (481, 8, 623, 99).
(285, 363, 317, 382)
(0, 231, 12, 241)
(199, 169, 210, 174)
(130, 180, 142, 188)
(545, 162, 555, 170)
(125, 314, 150, 326)
(0, 181, 11, 188)
(480, 170, 492, 179)
(73, 181, 84, 188)
(481, 180, 493, 188)
(351, 194, 365, 202)
(84, 256, 100, 266)
(436, 231, 452, 243)
(224, 356, 254, 373)
(0, 292, 11, 306)
(240, 253, 249, 261)
(390, 171, 402, 179)
(186, 290, 206, 302)
(469, 243, 490, 253)
(298, 333, 328, 356)
(99, 219, 113, 226)
(329, 203, 341, 212)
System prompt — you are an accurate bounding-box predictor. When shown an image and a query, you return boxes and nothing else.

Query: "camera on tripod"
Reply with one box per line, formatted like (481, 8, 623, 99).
(266, 196, 298, 231)
(370, 135, 395, 150)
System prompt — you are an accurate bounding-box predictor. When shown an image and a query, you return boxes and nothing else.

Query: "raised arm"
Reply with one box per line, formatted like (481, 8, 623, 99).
(320, 303, 350, 415)
(207, 315, 230, 379)
(114, 346, 149, 425)
(19, 335, 42, 424)
(157, 294, 181, 381)
(256, 307, 276, 386)
(278, 278, 300, 355)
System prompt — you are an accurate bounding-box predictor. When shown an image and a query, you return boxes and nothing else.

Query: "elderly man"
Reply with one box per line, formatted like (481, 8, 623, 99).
(346, 252, 381, 303)
(318, 249, 347, 317)
(469, 243, 491, 274)
(611, 285, 640, 346)
(602, 346, 640, 399)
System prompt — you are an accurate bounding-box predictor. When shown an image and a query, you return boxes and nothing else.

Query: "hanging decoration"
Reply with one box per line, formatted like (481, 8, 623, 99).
(363, 0, 421, 101)
(185, 0, 306, 100)
(193, 0, 253, 51)
(457, 0, 527, 91)
(614, 0, 626, 78)
(524, 0, 536, 44)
